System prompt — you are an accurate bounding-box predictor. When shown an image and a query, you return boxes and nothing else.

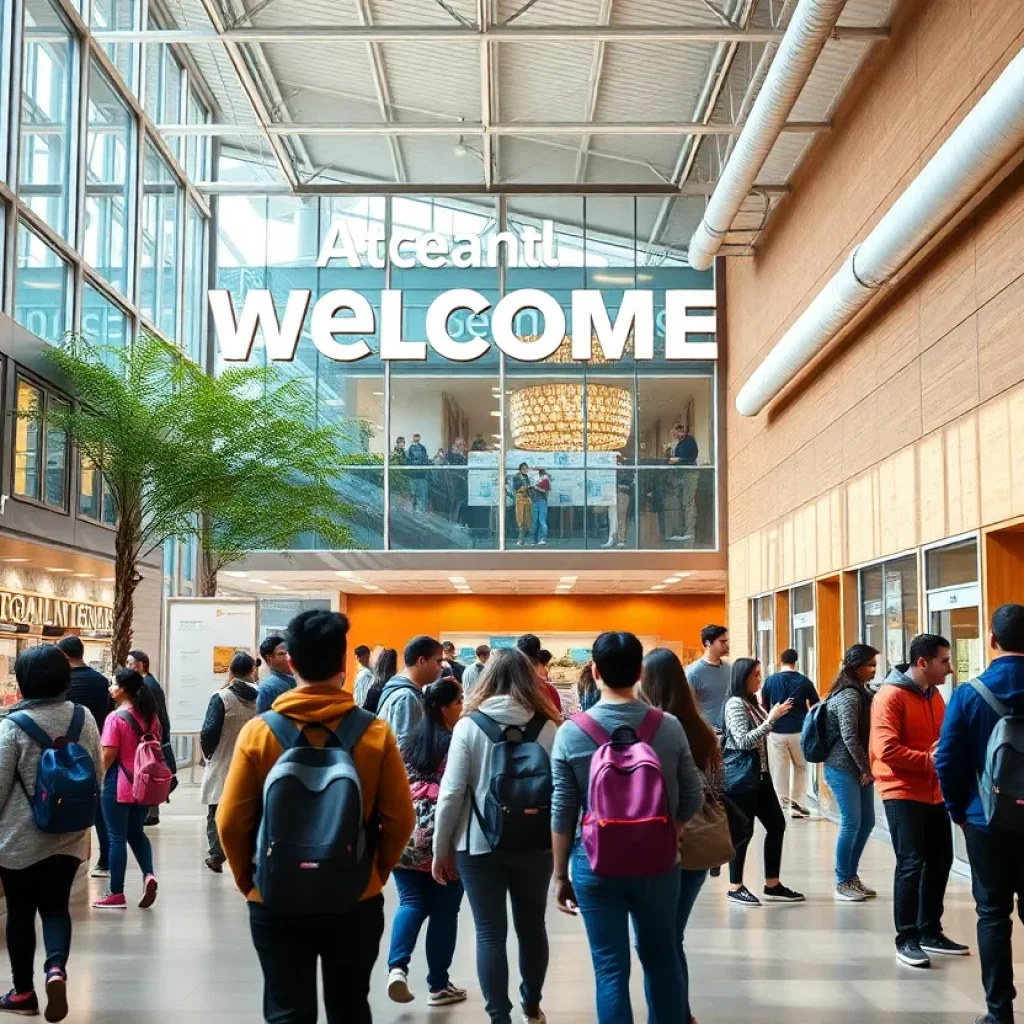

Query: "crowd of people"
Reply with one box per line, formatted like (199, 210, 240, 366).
(0, 605, 1023, 1024)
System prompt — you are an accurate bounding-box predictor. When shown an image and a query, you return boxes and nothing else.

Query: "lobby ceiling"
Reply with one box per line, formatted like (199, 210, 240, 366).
(132, 0, 895, 256)
(216, 566, 728, 597)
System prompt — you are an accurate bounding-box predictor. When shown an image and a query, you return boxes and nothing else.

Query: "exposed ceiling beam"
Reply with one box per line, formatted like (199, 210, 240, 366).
(92, 24, 888, 44)
(479, 0, 495, 189)
(192, 0, 299, 188)
(575, 0, 614, 184)
(157, 119, 831, 136)
(193, 179, 791, 195)
(353, 0, 406, 183)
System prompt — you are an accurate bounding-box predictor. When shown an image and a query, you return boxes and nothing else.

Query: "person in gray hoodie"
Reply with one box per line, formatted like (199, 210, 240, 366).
(433, 649, 560, 1024)
(0, 645, 103, 1021)
(199, 653, 259, 873)
(377, 636, 444, 748)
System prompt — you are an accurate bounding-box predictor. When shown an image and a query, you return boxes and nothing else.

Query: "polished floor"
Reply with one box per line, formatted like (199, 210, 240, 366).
(3, 787, 1017, 1023)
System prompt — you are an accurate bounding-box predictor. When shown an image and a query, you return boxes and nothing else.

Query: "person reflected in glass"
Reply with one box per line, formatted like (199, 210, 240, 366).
(667, 424, 699, 545)
(392, 436, 407, 464)
(447, 439, 469, 527)
(512, 463, 533, 547)
(407, 433, 430, 515)
(603, 454, 631, 548)
(531, 469, 551, 547)
(471, 434, 488, 452)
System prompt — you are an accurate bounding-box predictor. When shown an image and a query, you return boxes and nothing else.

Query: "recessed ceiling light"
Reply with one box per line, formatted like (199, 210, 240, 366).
(677, 572, 692, 578)
(100, 577, 115, 582)
(73, 573, 94, 578)
(46, 567, 73, 573)
(271, 585, 289, 591)
(249, 578, 270, 585)
(1, 558, 28, 563)
(664, 576, 682, 583)
(335, 570, 355, 578)
(448, 576, 467, 584)
(559, 576, 577, 583)
(651, 584, 666, 590)
(490, 410, 501, 417)
(223, 571, 248, 578)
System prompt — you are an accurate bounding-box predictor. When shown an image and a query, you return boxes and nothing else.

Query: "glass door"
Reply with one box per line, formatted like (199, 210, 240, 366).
(753, 595, 774, 673)
(791, 584, 817, 801)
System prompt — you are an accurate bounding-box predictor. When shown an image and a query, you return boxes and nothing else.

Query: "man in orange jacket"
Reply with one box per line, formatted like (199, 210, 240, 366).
(218, 610, 415, 1022)
(870, 633, 968, 969)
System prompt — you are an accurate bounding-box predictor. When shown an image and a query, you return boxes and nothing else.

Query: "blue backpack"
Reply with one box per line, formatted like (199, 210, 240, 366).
(800, 698, 832, 763)
(8, 706, 99, 834)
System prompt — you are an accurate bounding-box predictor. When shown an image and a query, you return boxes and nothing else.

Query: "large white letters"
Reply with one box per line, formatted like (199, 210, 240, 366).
(310, 290, 374, 361)
(492, 289, 565, 362)
(664, 289, 717, 360)
(571, 290, 654, 361)
(209, 289, 310, 362)
(426, 289, 491, 361)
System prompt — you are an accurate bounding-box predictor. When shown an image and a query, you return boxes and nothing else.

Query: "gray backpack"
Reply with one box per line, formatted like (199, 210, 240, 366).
(255, 709, 376, 914)
(969, 678, 1024, 833)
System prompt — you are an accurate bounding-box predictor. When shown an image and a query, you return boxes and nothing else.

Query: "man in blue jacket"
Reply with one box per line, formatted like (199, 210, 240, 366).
(935, 603, 1024, 1024)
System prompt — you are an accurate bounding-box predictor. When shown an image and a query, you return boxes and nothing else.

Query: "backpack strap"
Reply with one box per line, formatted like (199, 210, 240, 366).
(636, 706, 665, 744)
(332, 707, 375, 753)
(66, 705, 85, 743)
(117, 708, 143, 737)
(261, 711, 305, 751)
(7, 712, 55, 750)
(377, 682, 419, 716)
(521, 714, 547, 743)
(968, 678, 1012, 718)
(470, 711, 507, 744)
(571, 711, 611, 747)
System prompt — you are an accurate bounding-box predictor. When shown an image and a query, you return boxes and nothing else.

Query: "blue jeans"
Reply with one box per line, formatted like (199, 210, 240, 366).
(457, 849, 552, 1024)
(388, 868, 464, 991)
(532, 500, 549, 543)
(94, 801, 110, 868)
(572, 844, 684, 1024)
(102, 768, 154, 896)
(824, 765, 875, 884)
(645, 867, 706, 1024)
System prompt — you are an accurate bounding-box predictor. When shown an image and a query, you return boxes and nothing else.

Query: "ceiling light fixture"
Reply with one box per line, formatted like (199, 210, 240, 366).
(271, 585, 289, 591)
(46, 567, 73, 573)
(249, 578, 270, 585)
(1, 558, 28, 563)
(651, 584, 667, 590)
(223, 571, 248, 578)
(73, 573, 94, 578)
(335, 570, 355, 578)
(449, 576, 467, 584)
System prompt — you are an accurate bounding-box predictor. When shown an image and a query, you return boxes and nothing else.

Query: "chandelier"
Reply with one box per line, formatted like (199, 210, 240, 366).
(509, 382, 631, 451)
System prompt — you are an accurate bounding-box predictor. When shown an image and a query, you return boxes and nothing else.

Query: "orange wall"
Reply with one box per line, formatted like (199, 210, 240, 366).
(344, 593, 726, 683)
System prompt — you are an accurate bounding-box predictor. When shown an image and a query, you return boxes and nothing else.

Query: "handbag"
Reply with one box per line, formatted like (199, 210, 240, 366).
(679, 795, 734, 870)
(722, 746, 761, 794)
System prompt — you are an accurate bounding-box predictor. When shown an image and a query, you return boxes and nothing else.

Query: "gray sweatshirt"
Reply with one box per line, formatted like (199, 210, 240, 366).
(550, 700, 703, 837)
(686, 658, 731, 727)
(376, 674, 424, 749)
(0, 701, 103, 869)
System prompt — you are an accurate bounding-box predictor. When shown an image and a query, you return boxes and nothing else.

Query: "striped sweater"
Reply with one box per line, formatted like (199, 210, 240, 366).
(824, 686, 872, 776)
(722, 696, 773, 773)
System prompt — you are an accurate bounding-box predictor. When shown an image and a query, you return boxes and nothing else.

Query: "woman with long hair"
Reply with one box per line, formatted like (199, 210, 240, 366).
(361, 647, 398, 713)
(824, 644, 879, 902)
(576, 661, 599, 712)
(199, 652, 258, 873)
(92, 669, 161, 910)
(640, 648, 720, 1024)
(721, 657, 803, 907)
(433, 649, 560, 1024)
(0, 645, 103, 1020)
(386, 678, 468, 1008)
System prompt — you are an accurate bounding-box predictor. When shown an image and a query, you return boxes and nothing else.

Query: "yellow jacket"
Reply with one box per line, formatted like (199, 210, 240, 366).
(217, 683, 415, 903)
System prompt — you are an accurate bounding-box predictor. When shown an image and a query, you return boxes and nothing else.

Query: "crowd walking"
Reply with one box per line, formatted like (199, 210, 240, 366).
(2, 607, 1024, 1024)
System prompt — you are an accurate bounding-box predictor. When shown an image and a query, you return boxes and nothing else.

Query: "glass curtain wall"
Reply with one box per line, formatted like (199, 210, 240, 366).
(215, 194, 718, 552)
(1, 0, 210, 366)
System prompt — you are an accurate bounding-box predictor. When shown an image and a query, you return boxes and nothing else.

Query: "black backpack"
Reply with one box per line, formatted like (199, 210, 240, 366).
(969, 678, 1024, 833)
(470, 712, 553, 853)
(255, 709, 376, 914)
(362, 680, 386, 714)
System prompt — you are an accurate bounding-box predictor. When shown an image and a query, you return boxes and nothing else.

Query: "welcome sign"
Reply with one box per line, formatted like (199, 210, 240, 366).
(211, 220, 717, 365)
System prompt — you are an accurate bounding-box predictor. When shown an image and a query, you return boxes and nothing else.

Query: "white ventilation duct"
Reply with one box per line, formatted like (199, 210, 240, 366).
(737, 47, 1024, 416)
(687, 0, 849, 271)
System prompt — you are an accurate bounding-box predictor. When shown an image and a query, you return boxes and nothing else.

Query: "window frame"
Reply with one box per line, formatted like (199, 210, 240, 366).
(76, 448, 116, 527)
(12, 372, 70, 512)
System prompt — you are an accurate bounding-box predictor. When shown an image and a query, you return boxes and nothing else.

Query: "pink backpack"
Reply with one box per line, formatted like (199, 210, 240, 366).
(117, 711, 174, 805)
(572, 708, 678, 878)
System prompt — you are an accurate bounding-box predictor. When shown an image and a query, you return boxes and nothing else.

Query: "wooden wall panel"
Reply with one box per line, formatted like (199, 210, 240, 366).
(724, 0, 1024, 622)
(815, 577, 842, 695)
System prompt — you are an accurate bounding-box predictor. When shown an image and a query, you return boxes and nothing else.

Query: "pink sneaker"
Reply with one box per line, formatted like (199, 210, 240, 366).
(91, 892, 127, 910)
(139, 874, 158, 909)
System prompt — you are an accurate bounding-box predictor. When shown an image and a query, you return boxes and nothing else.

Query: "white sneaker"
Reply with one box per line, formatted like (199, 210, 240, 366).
(428, 983, 467, 1006)
(834, 881, 867, 902)
(387, 968, 414, 1003)
(522, 1013, 547, 1024)
(90, 864, 110, 878)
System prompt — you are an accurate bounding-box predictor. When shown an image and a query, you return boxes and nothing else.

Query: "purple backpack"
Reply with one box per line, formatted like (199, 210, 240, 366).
(572, 708, 678, 878)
